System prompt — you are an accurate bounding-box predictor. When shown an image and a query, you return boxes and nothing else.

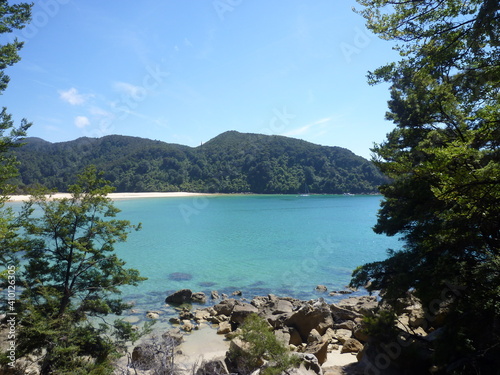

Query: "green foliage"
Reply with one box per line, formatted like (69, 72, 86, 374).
(10, 166, 147, 374)
(228, 313, 299, 375)
(362, 310, 398, 342)
(351, 0, 500, 372)
(0, 0, 32, 270)
(11, 132, 388, 194)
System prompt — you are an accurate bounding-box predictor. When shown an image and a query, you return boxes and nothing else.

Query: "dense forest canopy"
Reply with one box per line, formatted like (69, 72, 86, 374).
(11, 131, 388, 194)
(350, 0, 500, 373)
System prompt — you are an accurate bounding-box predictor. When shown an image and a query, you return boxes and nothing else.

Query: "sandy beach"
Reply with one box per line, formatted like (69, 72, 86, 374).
(7, 192, 212, 202)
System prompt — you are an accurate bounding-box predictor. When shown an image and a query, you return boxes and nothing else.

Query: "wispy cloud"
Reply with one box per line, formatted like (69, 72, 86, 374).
(74, 116, 91, 128)
(89, 106, 113, 118)
(59, 88, 88, 105)
(282, 117, 333, 137)
(113, 81, 146, 98)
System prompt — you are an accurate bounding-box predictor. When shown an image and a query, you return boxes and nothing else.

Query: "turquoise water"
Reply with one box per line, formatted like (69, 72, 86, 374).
(110, 195, 401, 309)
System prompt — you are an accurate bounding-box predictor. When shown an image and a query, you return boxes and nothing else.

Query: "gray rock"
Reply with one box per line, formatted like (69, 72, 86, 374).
(211, 290, 220, 300)
(336, 296, 378, 316)
(286, 304, 334, 341)
(181, 320, 194, 332)
(305, 336, 329, 365)
(315, 285, 328, 292)
(131, 344, 155, 370)
(275, 328, 292, 346)
(230, 303, 259, 324)
(353, 324, 370, 343)
(162, 327, 184, 346)
(330, 303, 362, 321)
(146, 312, 160, 320)
(192, 292, 207, 304)
(165, 289, 193, 304)
(217, 321, 232, 335)
(213, 298, 238, 316)
(331, 328, 352, 344)
(193, 309, 211, 322)
(341, 338, 364, 353)
(333, 320, 356, 331)
(195, 357, 229, 375)
(307, 329, 322, 344)
(290, 353, 323, 375)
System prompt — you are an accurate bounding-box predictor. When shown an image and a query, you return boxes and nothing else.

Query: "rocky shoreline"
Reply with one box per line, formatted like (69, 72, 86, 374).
(130, 288, 384, 374)
(4, 287, 431, 374)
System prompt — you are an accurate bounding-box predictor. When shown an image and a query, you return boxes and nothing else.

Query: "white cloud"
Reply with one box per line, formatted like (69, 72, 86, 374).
(113, 81, 146, 98)
(59, 87, 87, 105)
(89, 106, 112, 118)
(282, 117, 332, 137)
(74, 116, 90, 128)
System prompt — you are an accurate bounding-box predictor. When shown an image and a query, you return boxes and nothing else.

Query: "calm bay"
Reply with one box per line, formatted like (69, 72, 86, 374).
(112, 194, 401, 310)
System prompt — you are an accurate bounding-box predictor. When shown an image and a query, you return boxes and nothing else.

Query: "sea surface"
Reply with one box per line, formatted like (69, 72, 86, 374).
(108, 194, 402, 313)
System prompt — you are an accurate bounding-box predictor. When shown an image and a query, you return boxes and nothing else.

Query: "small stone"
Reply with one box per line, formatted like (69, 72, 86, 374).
(315, 285, 328, 292)
(191, 292, 207, 304)
(211, 290, 220, 300)
(217, 321, 232, 335)
(181, 320, 194, 332)
(146, 312, 159, 320)
(169, 317, 181, 324)
(341, 338, 364, 353)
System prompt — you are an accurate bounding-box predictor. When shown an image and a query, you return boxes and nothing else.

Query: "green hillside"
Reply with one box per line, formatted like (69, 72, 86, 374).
(11, 131, 388, 194)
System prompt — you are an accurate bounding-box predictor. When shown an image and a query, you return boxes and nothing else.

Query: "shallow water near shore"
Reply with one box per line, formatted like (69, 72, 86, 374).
(110, 195, 400, 317)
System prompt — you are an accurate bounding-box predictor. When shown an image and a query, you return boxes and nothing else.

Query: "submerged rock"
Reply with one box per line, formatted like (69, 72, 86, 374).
(192, 292, 207, 304)
(168, 272, 193, 281)
(165, 289, 193, 304)
(315, 285, 328, 292)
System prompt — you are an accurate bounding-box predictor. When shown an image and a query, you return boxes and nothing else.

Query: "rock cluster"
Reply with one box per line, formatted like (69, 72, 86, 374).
(165, 291, 380, 366)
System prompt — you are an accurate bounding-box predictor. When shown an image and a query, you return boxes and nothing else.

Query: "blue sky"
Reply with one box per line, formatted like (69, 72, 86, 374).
(3, 0, 399, 159)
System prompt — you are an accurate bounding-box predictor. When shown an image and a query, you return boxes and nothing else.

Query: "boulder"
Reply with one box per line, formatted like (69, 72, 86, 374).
(270, 298, 294, 314)
(341, 338, 364, 353)
(193, 309, 211, 322)
(131, 344, 155, 370)
(336, 296, 378, 316)
(169, 317, 181, 325)
(162, 327, 184, 346)
(353, 324, 370, 343)
(146, 311, 160, 320)
(165, 289, 193, 304)
(307, 329, 322, 344)
(330, 303, 362, 321)
(211, 290, 220, 300)
(181, 320, 194, 332)
(232, 290, 242, 296)
(305, 336, 329, 365)
(192, 292, 207, 304)
(217, 321, 232, 335)
(286, 304, 334, 341)
(333, 320, 356, 331)
(251, 295, 269, 309)
(275, 328, 292, 346)
(289, 327, 303, 346)
(213, 298, 238, 316)
(315, 285, 328, 292)
(226, 337, 261, 374)
(179, 310, 194, 320)
(230, 303, 259, 324)
(330, 329, 352, 344)
(290, 353, 323, 375)
(195, 358, 229, 375)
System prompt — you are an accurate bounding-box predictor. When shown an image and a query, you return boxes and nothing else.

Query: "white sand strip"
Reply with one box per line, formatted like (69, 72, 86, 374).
(7, 192, 212, 202)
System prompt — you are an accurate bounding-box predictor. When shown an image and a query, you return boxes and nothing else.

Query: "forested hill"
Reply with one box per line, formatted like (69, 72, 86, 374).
(11, 131, 388, 194)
